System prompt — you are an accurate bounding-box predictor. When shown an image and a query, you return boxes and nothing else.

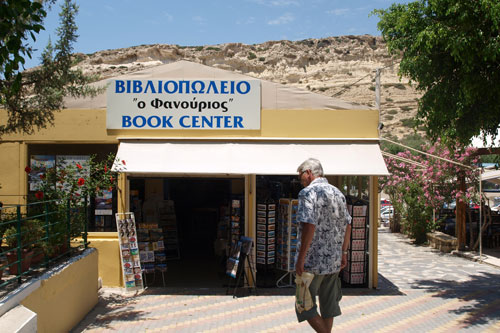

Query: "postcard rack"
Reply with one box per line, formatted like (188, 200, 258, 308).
(276, 198, 299, 287)
(342, 198, 369, 286)
(116, 212, 144, 292)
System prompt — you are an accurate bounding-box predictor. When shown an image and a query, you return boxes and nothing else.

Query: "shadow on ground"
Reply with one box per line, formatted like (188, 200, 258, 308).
(373, 273, 406, 296)
(412, 271, 500, 327)
(71, 291, 147, 332)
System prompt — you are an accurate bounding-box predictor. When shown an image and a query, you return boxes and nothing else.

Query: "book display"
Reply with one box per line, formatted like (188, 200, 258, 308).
(115, 212, 144, 291)
(256, 202, 276, 266)
(214, 205, 230, 258)
(158, 200, 180, 260)
(342, 199, 369, 286)
(276, 198, 298, 287)
(137, 223, 168, 275)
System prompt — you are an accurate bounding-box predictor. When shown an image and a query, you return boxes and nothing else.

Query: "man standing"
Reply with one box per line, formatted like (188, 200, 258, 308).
(295, 158, 352, 333)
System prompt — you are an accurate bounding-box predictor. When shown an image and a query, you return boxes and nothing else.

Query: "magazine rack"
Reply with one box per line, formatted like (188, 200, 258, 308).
(226, 237, 257, 298)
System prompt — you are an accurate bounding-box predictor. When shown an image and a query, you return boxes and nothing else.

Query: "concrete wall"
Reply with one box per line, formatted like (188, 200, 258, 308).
(87, 233, 123, 287)
(20, 249, 99, 333)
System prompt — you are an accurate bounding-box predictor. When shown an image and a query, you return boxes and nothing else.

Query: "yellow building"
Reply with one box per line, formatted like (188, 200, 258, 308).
(0, 61, 388, 289)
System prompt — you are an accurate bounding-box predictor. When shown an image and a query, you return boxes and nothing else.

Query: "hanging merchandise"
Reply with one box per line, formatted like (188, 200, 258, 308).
(342, 198, 369, 286)
(116, 212, 144, 291)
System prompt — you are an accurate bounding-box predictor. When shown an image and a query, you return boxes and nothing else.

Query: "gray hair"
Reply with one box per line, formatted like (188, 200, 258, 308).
(297, 158, 324, 177)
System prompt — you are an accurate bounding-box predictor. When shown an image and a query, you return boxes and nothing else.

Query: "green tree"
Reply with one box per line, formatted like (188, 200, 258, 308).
(0, 0, 100, 136)
(0, 0, 50, 94)
(373, 1, 500, 145)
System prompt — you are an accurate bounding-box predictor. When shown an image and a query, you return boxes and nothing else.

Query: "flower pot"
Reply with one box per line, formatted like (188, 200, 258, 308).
(30, 247, 45, 265)
(48, 243, 69, 259)
(7, 249, 34, 275)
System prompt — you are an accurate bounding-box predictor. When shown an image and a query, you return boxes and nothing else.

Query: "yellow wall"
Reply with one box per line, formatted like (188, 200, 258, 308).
(0, 142, 27, 205)
(1, 109, 117, 143)
(21, 249, 99, 333)
(87, 233, 123, 287)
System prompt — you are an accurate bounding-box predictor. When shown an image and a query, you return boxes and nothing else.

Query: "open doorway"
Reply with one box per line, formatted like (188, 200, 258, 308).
(130, 176, 244, 288)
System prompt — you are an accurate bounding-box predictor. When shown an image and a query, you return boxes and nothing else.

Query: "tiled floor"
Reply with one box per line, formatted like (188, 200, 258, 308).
(72, 228, 500, 332)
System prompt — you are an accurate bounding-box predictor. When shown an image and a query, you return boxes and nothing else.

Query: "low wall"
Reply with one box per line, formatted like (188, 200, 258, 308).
(87, 232, 123, 287)
(18, 248, 99, 332)
(427, 231, 457, 253)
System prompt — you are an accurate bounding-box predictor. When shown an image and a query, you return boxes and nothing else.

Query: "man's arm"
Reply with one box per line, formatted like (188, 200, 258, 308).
(340, 223, 352, 270)
(295, 222, 315, 276)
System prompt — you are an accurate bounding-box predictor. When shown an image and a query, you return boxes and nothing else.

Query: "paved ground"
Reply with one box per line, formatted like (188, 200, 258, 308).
(72, 228, 500, 332)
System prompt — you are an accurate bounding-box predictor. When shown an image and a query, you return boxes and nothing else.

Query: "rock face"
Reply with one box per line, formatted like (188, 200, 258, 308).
(74, 35, 422, 139)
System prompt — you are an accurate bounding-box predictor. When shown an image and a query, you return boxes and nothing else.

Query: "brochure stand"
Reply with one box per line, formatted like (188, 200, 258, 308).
(115, 212, 144, 292)
(226, 237, 257, 298)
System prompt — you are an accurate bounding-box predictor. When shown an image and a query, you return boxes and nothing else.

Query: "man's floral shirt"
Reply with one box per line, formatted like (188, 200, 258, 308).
(296, 177, 352, 275)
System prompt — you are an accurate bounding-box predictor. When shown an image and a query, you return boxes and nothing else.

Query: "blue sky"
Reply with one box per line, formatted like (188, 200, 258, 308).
(25, 0, 407, 69)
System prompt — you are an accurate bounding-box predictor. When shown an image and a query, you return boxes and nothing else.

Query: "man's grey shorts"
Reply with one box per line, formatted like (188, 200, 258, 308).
(295, 272, 342, 322)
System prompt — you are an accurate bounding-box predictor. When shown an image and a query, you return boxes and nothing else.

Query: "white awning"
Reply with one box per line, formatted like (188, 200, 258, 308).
(113, 140, 389, 176)
(481, 169, 500, 185)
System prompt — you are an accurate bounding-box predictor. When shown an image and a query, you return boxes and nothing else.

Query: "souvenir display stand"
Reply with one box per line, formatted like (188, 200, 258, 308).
(116, 212, 144, 291)
(276, 198, 299, 287)
(255, 201, 277, 287)
(342, 198, 369, 286)
(226, 236, 257, 298)
(136, 219, 169, 287)
(256, 202, 276, 265)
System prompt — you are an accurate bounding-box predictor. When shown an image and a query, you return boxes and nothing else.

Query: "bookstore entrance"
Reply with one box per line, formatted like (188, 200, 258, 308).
(129, 176, 245, 288)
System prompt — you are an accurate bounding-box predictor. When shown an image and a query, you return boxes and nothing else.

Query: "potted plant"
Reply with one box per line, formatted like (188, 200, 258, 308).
(25, 219, 45, 265)
(4, 220, 38, 275)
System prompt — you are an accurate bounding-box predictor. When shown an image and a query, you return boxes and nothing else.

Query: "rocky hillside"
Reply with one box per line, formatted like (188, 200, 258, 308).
(74, 35, 422, 140)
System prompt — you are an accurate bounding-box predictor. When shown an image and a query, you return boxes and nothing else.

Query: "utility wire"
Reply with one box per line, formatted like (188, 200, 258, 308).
(381, 137, 475, 170)
(332, 62, 400, 97)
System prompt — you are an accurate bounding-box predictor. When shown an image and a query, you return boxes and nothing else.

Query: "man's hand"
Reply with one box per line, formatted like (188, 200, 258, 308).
(340, 253, 347, 270)
(295, 257, 305, 276)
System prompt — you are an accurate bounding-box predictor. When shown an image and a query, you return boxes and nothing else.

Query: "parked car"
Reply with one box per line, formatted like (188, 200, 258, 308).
(380, 206, 394, 222)
(380, 198, 392, 208)
(490, 203, 500, 212)
(380, 205, 393, 214)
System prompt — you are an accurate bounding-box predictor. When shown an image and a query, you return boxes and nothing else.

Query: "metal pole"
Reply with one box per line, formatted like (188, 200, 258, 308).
(44, 202, 50, 267)
(16, 205, 22, 282)
(479, 170, 482, 262)
(84, 196, 88, 249)
(67, 199, 71, 255)
(375, 68, 381, 111)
